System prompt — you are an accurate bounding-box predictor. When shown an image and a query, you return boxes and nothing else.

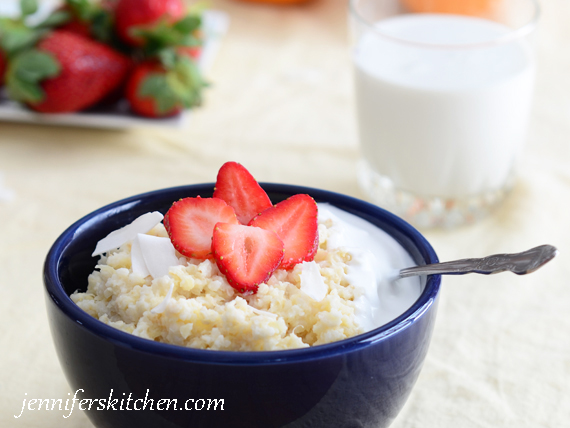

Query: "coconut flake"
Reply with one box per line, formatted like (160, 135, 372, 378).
(292, 325, 305, 335)
(250, 307, 278, 318)
(137, 234, 180, 279)
(300, 261, 328, 302)
(151, 280, 175, 314)
(130, 235, 151, 278)
(92, 211, 164, 257)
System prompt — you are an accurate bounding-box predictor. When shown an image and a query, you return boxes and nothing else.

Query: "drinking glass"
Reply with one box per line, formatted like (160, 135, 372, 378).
(350, 0, 540, 228)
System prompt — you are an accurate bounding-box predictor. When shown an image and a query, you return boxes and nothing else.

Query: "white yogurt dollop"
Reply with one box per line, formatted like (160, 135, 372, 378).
(317, 204, 422, 332)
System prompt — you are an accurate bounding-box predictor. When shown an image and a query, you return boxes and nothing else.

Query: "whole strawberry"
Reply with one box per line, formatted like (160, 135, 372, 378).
(125, 55, 206, 118)
(6, 30, 131, 113)
(125, 61, 181, 117)
(115, 0, 185, 47)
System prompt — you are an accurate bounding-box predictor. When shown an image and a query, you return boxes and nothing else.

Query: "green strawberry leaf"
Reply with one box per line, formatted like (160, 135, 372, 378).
(158, 48, 177, 69)
(131, 19, 181, 53)
(132, 12, 203, 56)
(0, 19, 44, 55)
(173, 15, 201, 34)
(90, 9, 114, 43)
(178, 33, 202, 48)
(6, 49, 61, 103)
(138, 73, 180, 115)
(166, 56, 207, 108)
(138, 54, 208, 115)
(66, 0, 92, 21)
(8, 78, 44, 103)
(14, 50, 60, 81)
(20, 0, 38, 18)
(34, 10, 71, 29)
(60, 0, 115, 45)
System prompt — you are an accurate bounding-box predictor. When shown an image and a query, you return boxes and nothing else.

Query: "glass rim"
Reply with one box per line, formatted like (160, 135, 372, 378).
(349, 0, 541, 49)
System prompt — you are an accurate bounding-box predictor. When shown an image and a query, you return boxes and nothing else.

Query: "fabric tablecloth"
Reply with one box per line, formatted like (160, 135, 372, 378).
(1, 0, 569, 426)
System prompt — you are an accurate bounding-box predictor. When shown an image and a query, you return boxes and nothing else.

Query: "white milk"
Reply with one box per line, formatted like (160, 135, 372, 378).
(318, 204, 422, 332)
(354, 14, 535, 198)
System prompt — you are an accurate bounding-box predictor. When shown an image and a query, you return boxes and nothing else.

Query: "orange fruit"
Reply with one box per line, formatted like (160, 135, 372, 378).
(401, 0, 499, 17)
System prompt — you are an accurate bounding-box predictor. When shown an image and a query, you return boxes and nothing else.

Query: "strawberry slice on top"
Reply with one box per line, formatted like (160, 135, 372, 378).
(213, 162, 273, 225)
(212, 222, 284, 294)
(249, 194, 319, 270)
(164, 197, 238, 259)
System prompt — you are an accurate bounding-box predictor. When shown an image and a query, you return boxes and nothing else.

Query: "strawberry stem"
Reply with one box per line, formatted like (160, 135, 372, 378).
(130, 14, 202, 57)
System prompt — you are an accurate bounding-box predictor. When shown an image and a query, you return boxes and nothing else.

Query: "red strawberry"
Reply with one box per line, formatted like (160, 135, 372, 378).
(249, 194, 318, 270)
(103, 0, 119, 9)
(115, 0, 185, 47)
(164, 197, 239, 259)
(212, 222, 284, 294)
(213, 162, 273, 225)
(57, 5, 91, 38)
(59, 19, 92, 38)
(6, 31, 130, 113)
(0, 50, 6, 86)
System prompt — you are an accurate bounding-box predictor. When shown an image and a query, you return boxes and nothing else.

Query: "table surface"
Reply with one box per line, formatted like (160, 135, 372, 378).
(1, 0, 569, 426)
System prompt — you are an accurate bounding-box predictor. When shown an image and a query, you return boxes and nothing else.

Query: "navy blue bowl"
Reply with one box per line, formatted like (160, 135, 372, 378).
(44, 183, 441, 428)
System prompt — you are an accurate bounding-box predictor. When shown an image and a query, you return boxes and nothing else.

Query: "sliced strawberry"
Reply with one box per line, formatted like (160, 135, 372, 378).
(213, 162, 272, 225)
(249, 194, 318, 270)
(164, 197, 238, 259)
(212, 223, 284, 294)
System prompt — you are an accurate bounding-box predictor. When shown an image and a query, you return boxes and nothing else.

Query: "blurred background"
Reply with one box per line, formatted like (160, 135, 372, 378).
(1, 0, 569, 426)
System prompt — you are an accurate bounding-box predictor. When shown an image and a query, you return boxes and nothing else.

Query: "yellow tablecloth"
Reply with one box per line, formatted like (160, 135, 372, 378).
(1, 0, 569, 426)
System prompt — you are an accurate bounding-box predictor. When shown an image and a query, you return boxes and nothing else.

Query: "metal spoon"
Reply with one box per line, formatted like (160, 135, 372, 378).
(398, 245, 558, 279)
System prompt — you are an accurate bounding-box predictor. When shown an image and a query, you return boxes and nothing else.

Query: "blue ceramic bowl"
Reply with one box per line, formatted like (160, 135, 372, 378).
(44, 183, 440, 428)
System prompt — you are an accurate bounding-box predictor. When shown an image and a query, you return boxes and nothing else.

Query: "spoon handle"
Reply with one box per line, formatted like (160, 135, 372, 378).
(398, 245, 558, 279)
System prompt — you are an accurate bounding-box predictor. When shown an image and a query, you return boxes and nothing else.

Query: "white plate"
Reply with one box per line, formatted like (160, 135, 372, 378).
(0, 5, 229, 129)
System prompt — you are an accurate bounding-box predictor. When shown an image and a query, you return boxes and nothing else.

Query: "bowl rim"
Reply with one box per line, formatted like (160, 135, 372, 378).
(44, 183, 440, 365)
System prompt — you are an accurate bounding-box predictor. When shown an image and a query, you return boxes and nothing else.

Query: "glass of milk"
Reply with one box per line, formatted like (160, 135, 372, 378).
(350, 0, 539, 228)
